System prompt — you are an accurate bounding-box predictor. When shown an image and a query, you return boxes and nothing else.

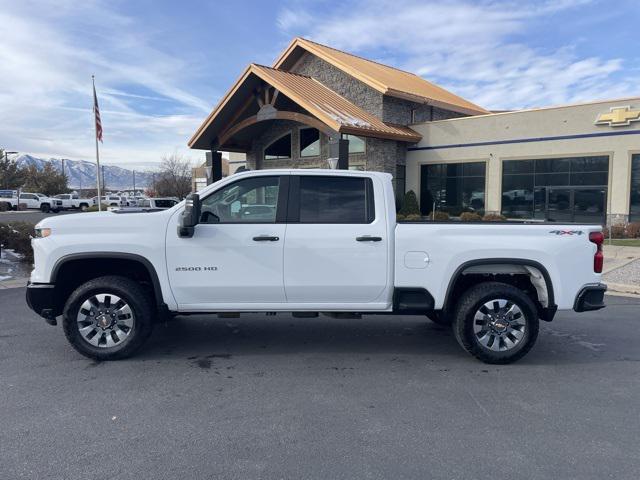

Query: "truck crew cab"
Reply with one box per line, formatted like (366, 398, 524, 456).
(26, 170, 606, 364)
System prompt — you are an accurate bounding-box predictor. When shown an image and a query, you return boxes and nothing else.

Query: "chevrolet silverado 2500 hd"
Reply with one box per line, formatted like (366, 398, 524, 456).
(26, 169, 606, 364)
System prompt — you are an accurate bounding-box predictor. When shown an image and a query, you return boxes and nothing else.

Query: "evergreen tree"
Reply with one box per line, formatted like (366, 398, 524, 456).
(398, 190, 421, 216)
(0, 151, 25, 190)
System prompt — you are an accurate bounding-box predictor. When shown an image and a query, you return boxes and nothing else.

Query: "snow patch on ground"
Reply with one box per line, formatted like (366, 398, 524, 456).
(0, 248, 30, 281)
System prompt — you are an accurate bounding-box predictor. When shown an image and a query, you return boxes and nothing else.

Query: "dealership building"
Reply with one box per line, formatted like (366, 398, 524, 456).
(189, 37, 640, 225)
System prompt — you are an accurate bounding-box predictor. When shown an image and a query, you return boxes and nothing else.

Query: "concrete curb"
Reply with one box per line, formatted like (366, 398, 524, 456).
(0, 278, 28, 289)
(605, 282, 640, 296)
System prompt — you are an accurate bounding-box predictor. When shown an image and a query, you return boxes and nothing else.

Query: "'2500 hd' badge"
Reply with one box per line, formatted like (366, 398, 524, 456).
(175, 266, 218, 271)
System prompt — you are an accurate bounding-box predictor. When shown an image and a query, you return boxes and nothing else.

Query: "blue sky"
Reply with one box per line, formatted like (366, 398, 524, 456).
(0, 0, 638, 169)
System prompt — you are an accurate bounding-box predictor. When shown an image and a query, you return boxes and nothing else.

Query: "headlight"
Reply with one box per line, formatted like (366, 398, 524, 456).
(34, 227, 52, 238)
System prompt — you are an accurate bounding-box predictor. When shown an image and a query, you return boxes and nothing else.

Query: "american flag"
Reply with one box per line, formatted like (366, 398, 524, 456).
(93, 82, 103, 143)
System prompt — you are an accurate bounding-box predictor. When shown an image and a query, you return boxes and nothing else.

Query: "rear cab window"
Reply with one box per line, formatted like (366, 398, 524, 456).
(293, 176, 375, 224)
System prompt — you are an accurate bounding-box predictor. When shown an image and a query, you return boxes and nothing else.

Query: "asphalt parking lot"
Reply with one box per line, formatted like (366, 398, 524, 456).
(1, 287, 639, 480)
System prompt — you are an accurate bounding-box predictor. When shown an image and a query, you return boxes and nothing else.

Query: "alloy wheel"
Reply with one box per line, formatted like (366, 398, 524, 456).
(472, 299, 526, 352)
(76, 293, 135, 348)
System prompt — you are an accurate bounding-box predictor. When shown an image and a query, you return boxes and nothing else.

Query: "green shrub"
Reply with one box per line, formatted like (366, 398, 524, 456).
(0, 222, 34, 263)
(398, 190, 420, 216)
(460, 212, 483, 222)
(433, 211, 450, 221)
(396, 214, 406, 221)
(482, 213, 507, 222)
(404, 214, 422, 222)
(84, 203, 110, 212)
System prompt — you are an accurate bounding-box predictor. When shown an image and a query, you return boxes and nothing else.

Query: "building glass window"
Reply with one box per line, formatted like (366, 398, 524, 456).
(344, 134, 365, 154)
(419, 162, 486, 216)
(631, 154, 640, 222)
(501, 156, 609, 222)
(300, 128, 320, 157)
(264, 134, 291, 160)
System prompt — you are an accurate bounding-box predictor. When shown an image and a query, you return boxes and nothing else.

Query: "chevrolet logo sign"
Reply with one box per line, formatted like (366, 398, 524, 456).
(595, 106, 640, 127)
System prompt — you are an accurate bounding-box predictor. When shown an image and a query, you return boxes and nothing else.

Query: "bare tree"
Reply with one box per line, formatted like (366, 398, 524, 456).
(155, 153, 192, 199)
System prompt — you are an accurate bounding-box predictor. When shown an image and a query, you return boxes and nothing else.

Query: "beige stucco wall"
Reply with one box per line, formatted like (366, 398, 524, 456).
(406, 97, 640, 222)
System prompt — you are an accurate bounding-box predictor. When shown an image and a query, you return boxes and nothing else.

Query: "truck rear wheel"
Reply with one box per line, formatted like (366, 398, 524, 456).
(62, 275, 154, 360)
(452, 282, 539, 364)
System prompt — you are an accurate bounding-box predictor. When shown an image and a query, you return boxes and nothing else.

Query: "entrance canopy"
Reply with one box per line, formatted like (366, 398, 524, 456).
(189, 64, 421, 151)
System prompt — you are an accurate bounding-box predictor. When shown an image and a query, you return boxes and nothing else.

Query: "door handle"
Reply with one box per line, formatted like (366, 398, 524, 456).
(356, 236, 382, 242)
(253, 235, 280, 242)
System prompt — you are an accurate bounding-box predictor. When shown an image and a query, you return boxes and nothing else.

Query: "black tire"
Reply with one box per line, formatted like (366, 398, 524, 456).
(80, 203, 89, 211)
(40, 203, 50, 213)
(426, 311, 452, 326)
(452, 281, 539, 364)
(62, 275, 154, 360)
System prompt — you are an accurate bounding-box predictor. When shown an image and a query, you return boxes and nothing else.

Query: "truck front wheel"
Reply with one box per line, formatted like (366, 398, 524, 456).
(62, 276, 154, 360)
(40, 204, 50, 213)
(452, 282, 539, 364)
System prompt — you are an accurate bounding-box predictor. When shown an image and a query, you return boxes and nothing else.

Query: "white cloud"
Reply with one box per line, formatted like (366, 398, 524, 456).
(277, 0, 637, 110)
(0, 0, 210, 167)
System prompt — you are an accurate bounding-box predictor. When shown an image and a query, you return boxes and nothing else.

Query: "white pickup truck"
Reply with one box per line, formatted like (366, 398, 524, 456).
(26, 169, 606, 364)
(53, 194, 94, 211)
(10, 192, 63, 212)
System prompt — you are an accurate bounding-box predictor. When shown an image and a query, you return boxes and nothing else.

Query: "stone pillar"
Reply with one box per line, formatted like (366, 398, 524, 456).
(485, 153, 502, 215)
(607, 149, 632, 226)
(206, 150, 223, 185)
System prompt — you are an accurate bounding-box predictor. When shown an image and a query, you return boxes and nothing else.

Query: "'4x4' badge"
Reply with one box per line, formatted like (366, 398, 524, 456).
(549, 230, 584, 236)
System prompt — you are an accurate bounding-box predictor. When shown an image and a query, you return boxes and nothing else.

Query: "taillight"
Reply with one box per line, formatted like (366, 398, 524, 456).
(589, 231, 604, 273)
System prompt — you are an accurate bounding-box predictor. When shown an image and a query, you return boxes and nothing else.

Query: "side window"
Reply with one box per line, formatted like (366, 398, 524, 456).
(298, 176, 375, 223)
(21, 194, 35, 200)
(200, 176, 280, 224)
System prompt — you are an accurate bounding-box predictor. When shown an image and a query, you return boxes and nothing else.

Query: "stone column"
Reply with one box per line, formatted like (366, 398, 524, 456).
(485, 153, 502, 215)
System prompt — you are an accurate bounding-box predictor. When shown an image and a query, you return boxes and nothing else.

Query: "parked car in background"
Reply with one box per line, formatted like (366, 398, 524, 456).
(138, 197, 179, 209)
(122, 196, 147, 207)
(54, 194, 94, 211)
(18, 193, 62, 212)
(0, 190, 18, 210)
(92, 195, 125, 208)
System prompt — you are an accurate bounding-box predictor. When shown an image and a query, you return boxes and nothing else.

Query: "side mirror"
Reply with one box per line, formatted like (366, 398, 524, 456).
(178, 193, 201, 238)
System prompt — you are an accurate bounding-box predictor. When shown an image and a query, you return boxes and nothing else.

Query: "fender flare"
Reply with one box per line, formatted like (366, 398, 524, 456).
(51, 252, 165, 307)
(443, 258, 556, 310)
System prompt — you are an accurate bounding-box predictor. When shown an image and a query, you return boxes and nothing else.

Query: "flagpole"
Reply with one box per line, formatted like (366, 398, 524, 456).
(92, 75, 103, 212)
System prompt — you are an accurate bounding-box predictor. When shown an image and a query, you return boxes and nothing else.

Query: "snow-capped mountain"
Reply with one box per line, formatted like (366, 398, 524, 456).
(15, 154, 155, 190)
